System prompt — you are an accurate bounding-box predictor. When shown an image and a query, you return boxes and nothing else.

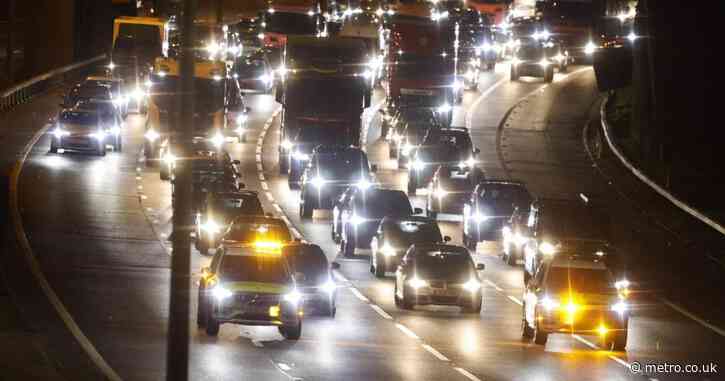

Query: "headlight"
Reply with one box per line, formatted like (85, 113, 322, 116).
(132, 87, 145, 100)
(320, 280, 336, 294)
(437, 103, 452, 113)
(482, 43, 493, 52)
(512, 57, 522, 66)
(145, 79, 153, 88)
(310, 176, 326, 188)
(465, 69, 475, 79)
(293, 151, 310, 161)
(356, 179, 371, 190)
(257, 32, 265, 40)
(259, 74, 272, 84)
(408, 276, 428, 289)
(108, 62, 116, 70)
(210, 132, 224, 148)
(462, 278, 481, 293)
(90, 131, 106, 140)
(540, 296, 560, 311)
(538, 241, 557, 256)
(53, 127, 69, 138)
(554, 53, 565, 62)
(277, 65, 288, 77)
(361, 70, 373, 80)
(434, 187, 448, 199)
(412, 159, 425, 171)
(349, 213, 364, 226)
(212, 286, 233, 301)
(614, 279, 630, 290)
(145, 129, 159, 142)
(201, 219, 220, 234)
(380, 243, 397, 257)
(473, 212, 489, 223)
(584, 41, 597, 55)
(451, 81, 463, 91)
(110, 126, 121, 135)
(539, 58, 551, 67)
(237, 114, 248, 125)
(281, 140, 293, 150)
(611, 301, 629, 314)
(163, 152, 176, 165)
(283, 290, 302, 305)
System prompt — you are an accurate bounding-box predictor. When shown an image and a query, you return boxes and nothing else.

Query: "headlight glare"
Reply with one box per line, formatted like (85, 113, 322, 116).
(212, 286, 233, 301)
(408, 276, 428, 289)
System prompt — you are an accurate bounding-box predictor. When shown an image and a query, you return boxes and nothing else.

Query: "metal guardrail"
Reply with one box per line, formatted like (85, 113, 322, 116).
(600, 94, 725, 238)
(0, 54, 107, 113)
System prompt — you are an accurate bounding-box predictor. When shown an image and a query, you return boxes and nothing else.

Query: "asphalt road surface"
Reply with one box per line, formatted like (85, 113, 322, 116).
(11, 62, 725, 380)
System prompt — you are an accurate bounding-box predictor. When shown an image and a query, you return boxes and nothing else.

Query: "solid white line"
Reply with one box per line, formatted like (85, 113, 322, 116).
(255, 154, 262, 162)
(265, 192, 274, 202)
(369, 304, 393, 320)
(332, 270, 349, 282)
(661, 299, 725, 337)
(273, 204, 283, 213)
(290, 228, 302, 238)
(454, 367, 483, 381)
(255, 146, 262, 154)
(572, 334, 597, 350)
(507, 295, 523, 306)
(608, 354, 630, 368)
(277, 362, 292, 372)
(466, 76, 507, 130)
(395, 323, 420, 340)
(348, 287, 369, 303)
(484, 279, 503, 292)
(258, 173, 265, 181)
(421, 344, 449, 362)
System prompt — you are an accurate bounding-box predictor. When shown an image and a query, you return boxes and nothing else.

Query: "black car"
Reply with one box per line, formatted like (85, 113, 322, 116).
(370, 216, 446, 277)
(331, 186, 359, 243)
(510, 40, 555, 83)
(408, 127, 480, 195)
(505, 197, 613, 283)
(339, 188, 420, 256)
(299, 146, 376, 219)
(63, 83, 113, 109)
(49, 108, 112, 156)
(287, 125, 347, 188)
(426, 166, 484, 218)
(462, 180, 532, 252)
(235, 52, 274, 93)
(73, 99, 124, 151)
(388, 108, 440, 169)
(394, 243, 485, 312)
(195, 190, 264, 254)
(283, 243, 341, 317)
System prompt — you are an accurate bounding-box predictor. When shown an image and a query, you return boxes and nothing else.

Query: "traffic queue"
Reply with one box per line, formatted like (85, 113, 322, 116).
(52, 0, 631, 348)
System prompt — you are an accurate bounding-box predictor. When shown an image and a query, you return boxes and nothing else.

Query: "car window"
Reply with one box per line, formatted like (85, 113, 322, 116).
(387, 220, 443, 246)
(545, 266, 613, 294)
(210, 195, 263, 216)
(225, 220, 292, 243)
(413, 250, 473, 280)
(356, 191, 412, 218)
(286, 245, 328, 284)
(219, 255, 290, 283)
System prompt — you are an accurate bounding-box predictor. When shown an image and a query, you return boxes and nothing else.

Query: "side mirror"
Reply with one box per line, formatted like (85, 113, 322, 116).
(294, 272, 306, 282)
(330, 262, 341, 270)
(413, 207, 423, 215)
(475, 263, 485, 271)
(443, 236, 451, 242)
(370, 164, 378, 173)
(473, 147, 481, 154)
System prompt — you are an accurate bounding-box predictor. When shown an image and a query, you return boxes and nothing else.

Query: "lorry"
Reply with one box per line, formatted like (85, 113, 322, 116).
(467, 0, 510, 25)
(144, 57, 248, 165)
(534, 0, 596, 61)
(258, 0, 329, 66)
(275, 36, 372, 174)
(110, 16, 170, 112)
(381, 12, 458, 126)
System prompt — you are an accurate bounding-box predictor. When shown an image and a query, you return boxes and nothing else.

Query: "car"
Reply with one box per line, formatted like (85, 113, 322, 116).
(394, 243, 485, 312)
(543, 40, 570, 73)
(505, 197, 613, 283)
(426, 165, 484, 218)
(339, 188, 421, 257)
(522, 252, 630, 350)
(462, 180, 532, 252)
(196, 244, 304, 339)
(235, 53, 274, 93)
(62, 83, 113, 109)
(188, 154, 244, 211)
(370, 215, 447, 278)
(283, 243, 341, 317)
(73, 99, 124, 151)
(49, 108, 111, 156)
(408, 127, 480, 195)
(222, 81, 251, 143)
(388, 108, 440, 168)
(287, 124, 349, 188)
(299, 146, 376, 219)
(510, 40, 555, 83)
(220, 215, 294, 246)
(195, 190, 264, 254)
(84, 75, 128, 116)
(162, 137, 241, 184)
(330, 186, 359, 243)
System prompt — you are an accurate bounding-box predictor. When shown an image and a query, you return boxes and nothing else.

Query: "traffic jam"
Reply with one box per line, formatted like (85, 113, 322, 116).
(33, 0, 715, 379)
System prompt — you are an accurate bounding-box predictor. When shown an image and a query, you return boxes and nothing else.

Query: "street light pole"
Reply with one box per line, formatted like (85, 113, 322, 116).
(166, 0, 196, 380)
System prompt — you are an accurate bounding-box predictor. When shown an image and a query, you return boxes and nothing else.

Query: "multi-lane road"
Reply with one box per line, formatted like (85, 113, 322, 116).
(10, 63, 725, 380)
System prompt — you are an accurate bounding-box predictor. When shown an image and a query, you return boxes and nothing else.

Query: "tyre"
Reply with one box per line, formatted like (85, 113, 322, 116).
(533, 322, 548, 345)
(609, 331, 628, 351)
(98, 145, 106, 156)
(559, 63, 568, 73)
(521, 313, 535, 339)
(394, 284, 402, 307)
(464, 232, 477, 250)
(206, 316, 220, 336)
(279, 320, 301, 340)
(510, 66, 519, 81)
(320, 300, 336, 317)
(50, 140, 58, 154)
(401, 287, 415, 310)
(462, 296, 482, 313)
(240, 133, 247, 143)
(196, 298, 208, 328)
(116, 138, 123, 152)
(407, 177, 416, 195)
(373, 255, 385, 278)
(389, 146, 397, 159)
(160, 165, 171, 181)
(428, 209, 437, 220)
(279, 153, 288, 174)
(299, 199, 313, 219)
(505, 249, 517, 266)
(544, 70, 554, 83)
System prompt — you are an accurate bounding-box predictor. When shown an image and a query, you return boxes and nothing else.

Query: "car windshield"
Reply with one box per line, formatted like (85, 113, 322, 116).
(546, 266, 613, 295)
(220, 255, 290, 283)
(414, 251, 473, 280)
(285, 79, 366, 114)
(517, 45, 544, 60)
(210, 196, 264, 217)
(358, 191, 412, 218)
(70, 86, 110, 101)
(297, 126, 343, 145)
(266, 13, 318, 35)
(225, 221, 292, 243)
(481, 185, 531, 205)
(388, 220, 443, 247)
(540, 206, 610, 240)
(285, 247, 329, 285)
(149, 77, 224, 114)
(315, 153, 369, 180)
(59, 111, 101, 126)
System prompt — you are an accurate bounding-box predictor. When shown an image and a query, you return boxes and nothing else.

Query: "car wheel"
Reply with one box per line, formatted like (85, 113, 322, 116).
(505, 249, 517, 266)
(609, 330, 628, 351)
(373, 255, 385, 278)
(394, 284, 402, 307)
(160, 166, 170, 181)
(299, 200, 313, 219)
(196, 239, 210, 255)
(50, 140, 58, 154)
(116, 138, 123, 152)
(510, 66, 519, 81)
(341, 234, 355, 257)
(544, 70, 554, 83)
(98, 145, 106, 156)
(196, 298, 207, 328)
(533, 321, 548, 345)
(279, 153, 288, 174)
(389, 147, 397, 159)
(559, 63, 568, 73)
(521, 307, 535, 338)
(205, 316, 220, 336)
(462, 296, 482, 313)
(428, 209, 438, 220)
(279, 320, 301, 340)
(320, 300, 336, 317)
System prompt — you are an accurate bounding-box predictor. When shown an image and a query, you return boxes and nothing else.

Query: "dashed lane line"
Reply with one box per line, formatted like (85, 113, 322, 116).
(422, 344, 450, 362)
(370, 304, 393, 320)
(507, 295, 523, 306)
(349, 287, 370, 303)
(483, 279, 503, 292)
(396, 323, 420, 340)
(454, 367, 484, 381)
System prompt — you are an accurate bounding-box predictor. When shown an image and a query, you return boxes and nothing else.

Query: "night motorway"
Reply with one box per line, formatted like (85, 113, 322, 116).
(0, 0, 722, 380)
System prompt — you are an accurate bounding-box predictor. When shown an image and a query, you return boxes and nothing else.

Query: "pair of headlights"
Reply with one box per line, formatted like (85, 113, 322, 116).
(408, 276, 481, 293)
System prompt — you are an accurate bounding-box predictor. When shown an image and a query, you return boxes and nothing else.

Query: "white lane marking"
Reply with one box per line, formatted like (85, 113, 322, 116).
(278, 363, 292, 372)
(572, 334, 597, 350)
(256, 163, 263, 171)
(273, 204, 283, 213)
(252, 340, 264, 348)
(361, 99, 385, 149)
(258, 173, 265, 181)
(395, 323, 420, 340)
(466, 76, 507, 130)
(255, 146, 262, 154)
(454, 367, 483, 381)
(280, 215, 291, 226)
(573, 334, 631, 369)
(608, 355, 630, 368)
(265, 192, 274, 202)
(290, 227, 302, 238)
(369, 304, 393, 320)
(661, 299, 725, 337)
(484, 279, 503, 292)
(332, 270, 349, 283)
(260, 182, 268, 190)
(349, 287, 369, 303)
(421, 344, 450, 362)
(507, 295, 523, 306)
(255, 154, 262, 162)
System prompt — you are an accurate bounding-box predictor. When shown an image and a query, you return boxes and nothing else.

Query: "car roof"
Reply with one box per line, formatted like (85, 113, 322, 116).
(231, 214, 286, 225)
(86, 76, 120, 82)
(412, 243, 468, 254)
(549, 257, 608, 271)
(222, 244, 289, 258)
(313, 145, 363, 155)
(286, 35, 367, 51)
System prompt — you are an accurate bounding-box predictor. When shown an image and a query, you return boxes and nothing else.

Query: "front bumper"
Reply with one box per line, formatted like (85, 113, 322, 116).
(55, 135, 104, 152)
(537, 308, 628, 336)
(212, 295, 299, 326)
(409, 285, 480, 306)
(514, 63, 551, 77)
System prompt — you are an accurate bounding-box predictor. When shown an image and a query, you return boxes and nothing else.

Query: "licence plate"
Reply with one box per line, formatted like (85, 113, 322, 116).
(401, 88, 434, 96)
(431, 288, 449, 296)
